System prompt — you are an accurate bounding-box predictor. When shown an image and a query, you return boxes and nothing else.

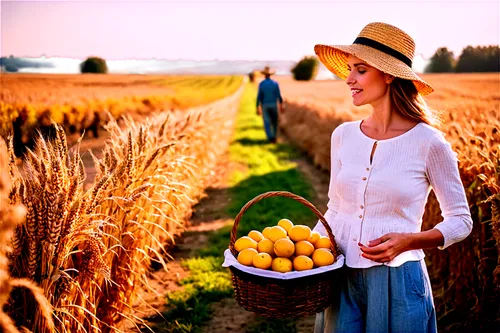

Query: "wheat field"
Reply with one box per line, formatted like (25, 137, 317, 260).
(0, 76, 243, 332)
(0, 74, 242, 157)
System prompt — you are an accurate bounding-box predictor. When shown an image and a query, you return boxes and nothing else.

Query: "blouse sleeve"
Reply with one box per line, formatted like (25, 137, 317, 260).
(313, 124, 343, 236)
(426, 133, 473, 250)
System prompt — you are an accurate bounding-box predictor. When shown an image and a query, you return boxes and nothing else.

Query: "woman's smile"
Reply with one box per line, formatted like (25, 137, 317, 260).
(351, 88, 363, 97)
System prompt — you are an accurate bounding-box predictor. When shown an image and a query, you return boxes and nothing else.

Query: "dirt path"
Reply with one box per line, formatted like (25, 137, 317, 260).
(175, 150, 239, 259)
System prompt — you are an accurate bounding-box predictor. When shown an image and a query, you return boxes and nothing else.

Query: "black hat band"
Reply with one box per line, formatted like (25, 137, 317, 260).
(353, 37, 413, 67)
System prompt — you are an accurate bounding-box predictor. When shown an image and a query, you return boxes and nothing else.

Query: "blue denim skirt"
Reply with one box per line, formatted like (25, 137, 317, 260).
(314, 259, 437, 333)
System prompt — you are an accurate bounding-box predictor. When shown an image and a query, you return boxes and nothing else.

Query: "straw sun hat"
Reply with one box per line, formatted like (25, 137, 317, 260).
(314, 22, 434, 95)
(260, 66, 276, 76)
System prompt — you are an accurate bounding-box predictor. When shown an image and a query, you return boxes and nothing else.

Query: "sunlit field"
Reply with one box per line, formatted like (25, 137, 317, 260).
(0, 74, 242, 152)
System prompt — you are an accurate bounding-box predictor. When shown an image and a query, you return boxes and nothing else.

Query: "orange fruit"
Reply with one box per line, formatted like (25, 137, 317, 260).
(268, 226, 288, 242)
(274, 238, 295, 258)
(253, 252, 273, 269)
(288, 225, 311, 242)
(248, 230, 264, 243)
(293, 255, 314, 271)
(234, 236, 258, 252)
(257, 238, 275, 256)
(308, 231, 321, 245)
(312, 248, 334, 267)
(277, 218, 294, 232)
(315, 236, 332, 249)
(237, 248, 258, 266)
(271, 257, 293, 273)
(295, 240, 315, 256)
(262, 227, 273, 239)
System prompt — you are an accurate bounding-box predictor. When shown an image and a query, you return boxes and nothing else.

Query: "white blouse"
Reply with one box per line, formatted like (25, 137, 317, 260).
(313, 119, 473, 268)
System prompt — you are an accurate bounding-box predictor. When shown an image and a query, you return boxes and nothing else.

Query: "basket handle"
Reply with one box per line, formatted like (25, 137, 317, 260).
(229, 191, 340, 260)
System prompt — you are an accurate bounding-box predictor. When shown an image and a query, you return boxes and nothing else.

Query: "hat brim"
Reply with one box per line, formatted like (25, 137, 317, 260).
(314, 44, 434, 96)
(260, 69, 276, 75)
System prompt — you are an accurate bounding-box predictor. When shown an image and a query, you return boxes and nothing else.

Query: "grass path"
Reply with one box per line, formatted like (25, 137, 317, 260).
(146, 83, 331, 332)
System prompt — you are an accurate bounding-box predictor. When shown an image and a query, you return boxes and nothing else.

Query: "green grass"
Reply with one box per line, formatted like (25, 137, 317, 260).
(155, 257, 233, 333)
(156, 83, 317, 332)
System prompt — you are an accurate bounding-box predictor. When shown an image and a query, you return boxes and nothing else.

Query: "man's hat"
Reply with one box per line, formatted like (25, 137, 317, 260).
(260, 66, 276, 76)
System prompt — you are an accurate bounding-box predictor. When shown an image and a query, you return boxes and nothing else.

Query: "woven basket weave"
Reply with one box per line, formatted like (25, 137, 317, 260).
(228, 191, 343, 318)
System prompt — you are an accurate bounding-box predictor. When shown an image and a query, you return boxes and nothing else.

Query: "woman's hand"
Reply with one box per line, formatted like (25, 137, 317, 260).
(358, 233, 413, 263)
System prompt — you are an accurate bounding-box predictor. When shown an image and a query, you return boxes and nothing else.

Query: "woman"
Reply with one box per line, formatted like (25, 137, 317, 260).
(312, 22, 473, 333)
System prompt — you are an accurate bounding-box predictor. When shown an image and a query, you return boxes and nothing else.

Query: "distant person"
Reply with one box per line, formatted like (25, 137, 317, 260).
(256, 66, 284, 143)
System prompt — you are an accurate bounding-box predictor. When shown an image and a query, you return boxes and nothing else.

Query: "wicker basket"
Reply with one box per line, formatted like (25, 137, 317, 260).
(228, 191, 343, 318)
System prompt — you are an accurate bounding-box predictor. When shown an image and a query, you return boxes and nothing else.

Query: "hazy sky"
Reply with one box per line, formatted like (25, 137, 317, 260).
(1, 0, 499, 61)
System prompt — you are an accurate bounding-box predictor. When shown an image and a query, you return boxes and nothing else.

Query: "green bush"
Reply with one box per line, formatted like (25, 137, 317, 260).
(425, 47, 455, 73)
(80, 56, 108, 74)
(291, 56, 319, 81)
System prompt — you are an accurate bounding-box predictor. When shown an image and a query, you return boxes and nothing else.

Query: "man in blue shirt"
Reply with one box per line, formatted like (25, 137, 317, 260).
(256, 66, 284, 144)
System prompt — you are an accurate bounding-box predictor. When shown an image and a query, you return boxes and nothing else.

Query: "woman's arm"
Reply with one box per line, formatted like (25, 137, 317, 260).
(424, 134, 473, 249)
(408, 229, 444, 249)
(313, 124, 344, 235)
(359, 230, 444, 262)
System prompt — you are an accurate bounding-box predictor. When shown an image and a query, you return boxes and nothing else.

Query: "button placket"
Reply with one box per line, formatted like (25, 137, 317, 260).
(358, 164, 372, 246)
(353, 178, 365, 246)
(355, 144, 376, 257)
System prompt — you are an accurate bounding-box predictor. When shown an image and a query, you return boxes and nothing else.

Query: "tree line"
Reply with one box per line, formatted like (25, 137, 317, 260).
(425, 45, 499, 73)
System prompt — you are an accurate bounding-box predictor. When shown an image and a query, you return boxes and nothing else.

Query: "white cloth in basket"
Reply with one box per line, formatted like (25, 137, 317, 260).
(222, 248, 344, 280)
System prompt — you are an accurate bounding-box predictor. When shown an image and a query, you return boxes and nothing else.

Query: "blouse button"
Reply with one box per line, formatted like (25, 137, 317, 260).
(359, 215, 363, 218)
(360, 205, 364, 209)
(362, 177, 367, 181)
(366, 168, 370, 171)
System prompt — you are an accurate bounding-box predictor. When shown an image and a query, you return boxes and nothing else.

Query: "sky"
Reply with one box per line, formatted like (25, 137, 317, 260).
(1, 0, 499, 64)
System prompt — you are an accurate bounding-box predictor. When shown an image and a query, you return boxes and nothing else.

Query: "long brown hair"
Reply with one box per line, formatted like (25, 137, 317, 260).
(390, 78, 442, 129)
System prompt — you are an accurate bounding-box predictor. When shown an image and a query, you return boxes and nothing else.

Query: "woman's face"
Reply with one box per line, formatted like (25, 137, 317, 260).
(345, 55, 392, 107)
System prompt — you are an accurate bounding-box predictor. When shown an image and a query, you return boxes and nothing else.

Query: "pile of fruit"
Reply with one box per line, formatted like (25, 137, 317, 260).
(233, 219, 335, 273)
